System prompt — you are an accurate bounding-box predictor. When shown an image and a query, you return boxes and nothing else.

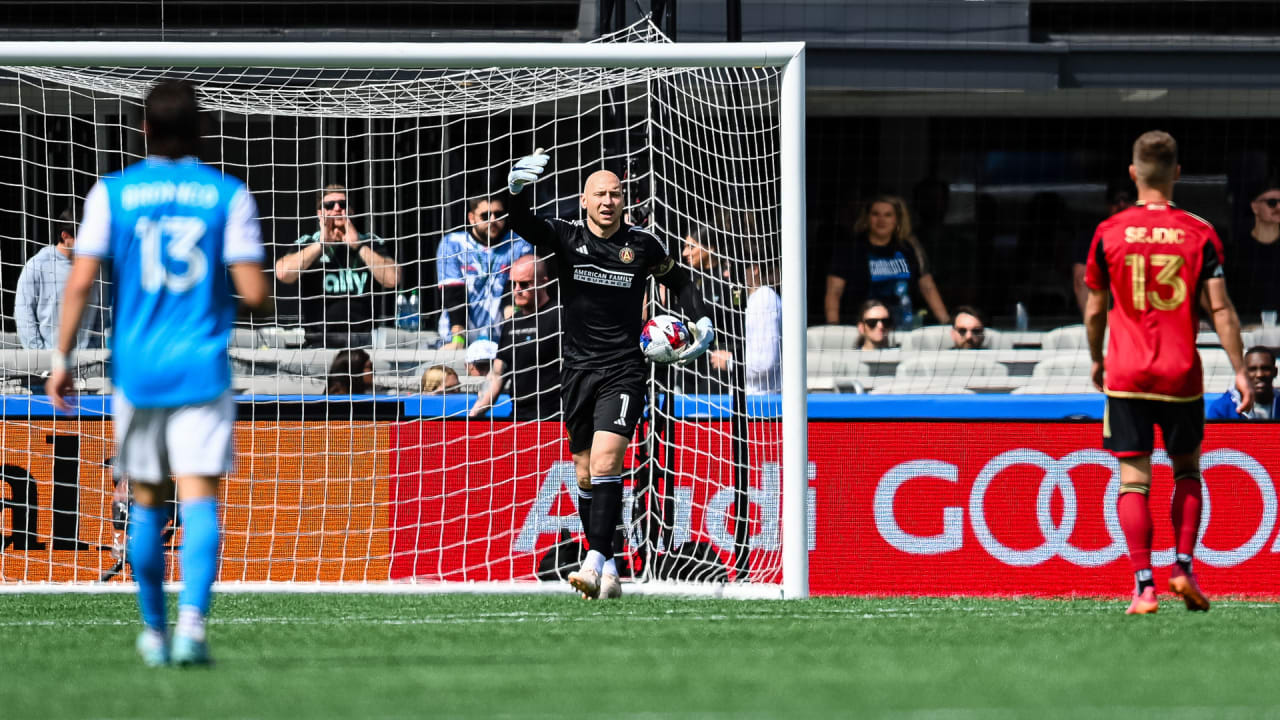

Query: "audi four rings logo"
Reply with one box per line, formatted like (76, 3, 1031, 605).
(874, 448, 1280, 568)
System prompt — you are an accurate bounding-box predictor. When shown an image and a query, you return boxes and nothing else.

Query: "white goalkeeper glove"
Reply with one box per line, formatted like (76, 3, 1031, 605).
(508, 148, 549, 194)
(676, 316, 715, 366)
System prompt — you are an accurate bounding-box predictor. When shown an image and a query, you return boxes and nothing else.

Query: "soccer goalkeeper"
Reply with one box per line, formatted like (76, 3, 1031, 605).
(505, 150, 714, 598)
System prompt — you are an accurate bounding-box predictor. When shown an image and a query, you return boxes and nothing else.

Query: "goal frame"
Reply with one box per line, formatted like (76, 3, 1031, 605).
(0, 40, 810, 599)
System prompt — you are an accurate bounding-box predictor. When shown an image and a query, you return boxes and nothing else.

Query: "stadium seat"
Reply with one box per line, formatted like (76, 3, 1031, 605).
(899, 325, 1008, 352)
(870, 377, 977, 394)
(230, 326, 308, 349)
(1199, 348, 1234, 376)
(806, 325, 862, 351)
(0, 349, 110, 379)
(0, 332, 22, 349)
(231, 375, 327, 395)
(1032, 352, 1094, 378)
(806, 350, 870, 378)
(373, 327, 441, 349)
(229, 348, 338, 377)
(1041, 324, 1089, 352)
(1011, 378, 1100, 394)
(895, 351, 1009, 379)
(1251, 328, 1280, 348)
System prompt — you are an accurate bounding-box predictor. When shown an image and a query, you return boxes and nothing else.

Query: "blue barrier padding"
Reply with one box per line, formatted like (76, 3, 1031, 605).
(806, 393, 1105, 420)
(12, 392, 1106, 420)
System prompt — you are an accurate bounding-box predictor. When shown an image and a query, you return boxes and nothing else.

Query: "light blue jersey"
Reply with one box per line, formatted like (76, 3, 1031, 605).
(77, 157, 264, 408)
(436, 230, 532, 342)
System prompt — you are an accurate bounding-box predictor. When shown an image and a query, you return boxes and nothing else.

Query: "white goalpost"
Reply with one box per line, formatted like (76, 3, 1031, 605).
(0, 21, 808, 599)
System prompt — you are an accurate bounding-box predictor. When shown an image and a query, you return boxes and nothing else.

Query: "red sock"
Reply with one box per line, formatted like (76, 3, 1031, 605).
(1117, 491, 1153, 573)
(1171, 477, 1203, 560)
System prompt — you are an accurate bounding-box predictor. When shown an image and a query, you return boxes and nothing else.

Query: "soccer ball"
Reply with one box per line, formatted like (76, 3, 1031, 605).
(640, 314, 691, 364)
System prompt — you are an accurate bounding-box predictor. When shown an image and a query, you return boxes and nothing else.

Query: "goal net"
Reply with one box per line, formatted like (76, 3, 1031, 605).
(0, 20, 805, 596)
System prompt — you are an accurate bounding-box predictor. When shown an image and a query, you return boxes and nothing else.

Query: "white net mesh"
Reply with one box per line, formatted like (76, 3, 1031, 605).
(0, 19, 789, 588)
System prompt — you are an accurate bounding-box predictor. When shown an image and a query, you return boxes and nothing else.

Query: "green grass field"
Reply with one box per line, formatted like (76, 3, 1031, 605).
(4, 593, 1279, 719)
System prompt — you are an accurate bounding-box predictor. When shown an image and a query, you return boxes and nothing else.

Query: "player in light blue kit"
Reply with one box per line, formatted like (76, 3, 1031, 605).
(46, 80, 270, 667)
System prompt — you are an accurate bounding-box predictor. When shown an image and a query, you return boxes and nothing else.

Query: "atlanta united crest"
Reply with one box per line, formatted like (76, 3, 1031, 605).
(619, 246, 635, 264)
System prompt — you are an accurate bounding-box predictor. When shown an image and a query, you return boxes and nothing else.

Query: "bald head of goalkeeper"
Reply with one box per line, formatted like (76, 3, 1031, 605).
(581, 170, 624, 238)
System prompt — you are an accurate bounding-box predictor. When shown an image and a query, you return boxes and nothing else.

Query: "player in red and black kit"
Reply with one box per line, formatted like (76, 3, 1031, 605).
(504, 150, 714, 599)
(1085, 130, 1253, 615)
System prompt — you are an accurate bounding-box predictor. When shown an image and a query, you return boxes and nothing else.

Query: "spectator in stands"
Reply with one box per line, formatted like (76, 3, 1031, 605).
(436, 196, 532, 346)
(1208, 346, 1278, 419)
(1227, 179, 1280, 326)
(825, 194, 949, 328)
(421, 364, 460, 394)
(275, 184, 400, 347)
(740, 240, 781, 394)
(950, 305, 987, 350)
(15, 208, 102, 349)
(681, 225, 737, 373)
(856, 299, 893, 351)
(326, 348, 372, 395)
(470, 254, 563, 419)
(1073, 178, 1135, 313)
(465, 339, 498, 377)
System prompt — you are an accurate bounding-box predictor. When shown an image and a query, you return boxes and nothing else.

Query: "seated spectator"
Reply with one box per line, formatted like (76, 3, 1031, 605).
(741, 241, 781, 394)
(326, 349, 372, 394)
(421, 364, 460, 394)
(856, 299, 893, 351)
(16, 208, 102, 349)
(275, 184, 400, 347)
(470, 254, 563, 419)
(681, 225, 738, 372)
(950, 306, 987, 350)
(825, 194, 949, 328)
(437, 196, 532, 346)
(1228, 179, 1280, 325)
(1208, 346, 1278, 419)
(465, 339, 499, 377)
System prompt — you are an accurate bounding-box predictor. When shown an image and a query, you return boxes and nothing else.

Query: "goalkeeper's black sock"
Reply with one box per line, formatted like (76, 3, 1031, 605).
(577, 487, 592, 540)
(587, 477, 622, 561)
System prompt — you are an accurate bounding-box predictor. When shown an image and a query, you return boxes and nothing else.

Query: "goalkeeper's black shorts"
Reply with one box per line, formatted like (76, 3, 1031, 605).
(561, 360, 648, 454)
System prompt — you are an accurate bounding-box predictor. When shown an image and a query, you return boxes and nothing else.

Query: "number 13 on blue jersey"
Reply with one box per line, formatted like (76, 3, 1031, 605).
(137, 215, 209, 293)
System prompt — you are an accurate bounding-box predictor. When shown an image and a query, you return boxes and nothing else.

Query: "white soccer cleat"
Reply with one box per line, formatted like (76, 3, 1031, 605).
(600, 573, 622, 600)
(568, 568, 600, 599)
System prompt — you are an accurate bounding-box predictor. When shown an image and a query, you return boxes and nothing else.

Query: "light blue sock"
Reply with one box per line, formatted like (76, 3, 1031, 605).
(177, 497, 220, 616)
(127, 503, 168, 632)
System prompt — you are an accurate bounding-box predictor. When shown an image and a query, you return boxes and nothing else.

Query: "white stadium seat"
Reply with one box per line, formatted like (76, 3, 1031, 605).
(806, 350, 870, 378)
(806, 325, 863, 351)
(1011, 378, 1101, 394)
(1032, 352, 1093, 378)
(895, 351, 1009, 379)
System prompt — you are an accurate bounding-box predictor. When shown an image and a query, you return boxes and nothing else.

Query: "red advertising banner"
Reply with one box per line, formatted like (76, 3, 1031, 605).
(388, 420, 786, 582)
(812, 422, 1280, 597)
(391, 420, 1280, 597)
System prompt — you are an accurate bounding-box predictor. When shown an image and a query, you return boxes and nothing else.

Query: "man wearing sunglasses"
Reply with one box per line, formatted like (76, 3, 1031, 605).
(469, 254, 562, 421)
(950, 305, 987, 350)
(275, 184, 400, 346)
(1226, 179, 1280, 325)
(436, 196, 532, 347)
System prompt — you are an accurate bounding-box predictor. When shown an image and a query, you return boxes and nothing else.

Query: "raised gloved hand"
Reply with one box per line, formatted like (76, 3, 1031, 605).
(508, 148, 549, 195)
(676, 316, 715, 366)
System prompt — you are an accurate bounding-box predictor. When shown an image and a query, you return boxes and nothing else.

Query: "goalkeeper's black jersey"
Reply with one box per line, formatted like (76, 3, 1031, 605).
(505, 189, 701, 370)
